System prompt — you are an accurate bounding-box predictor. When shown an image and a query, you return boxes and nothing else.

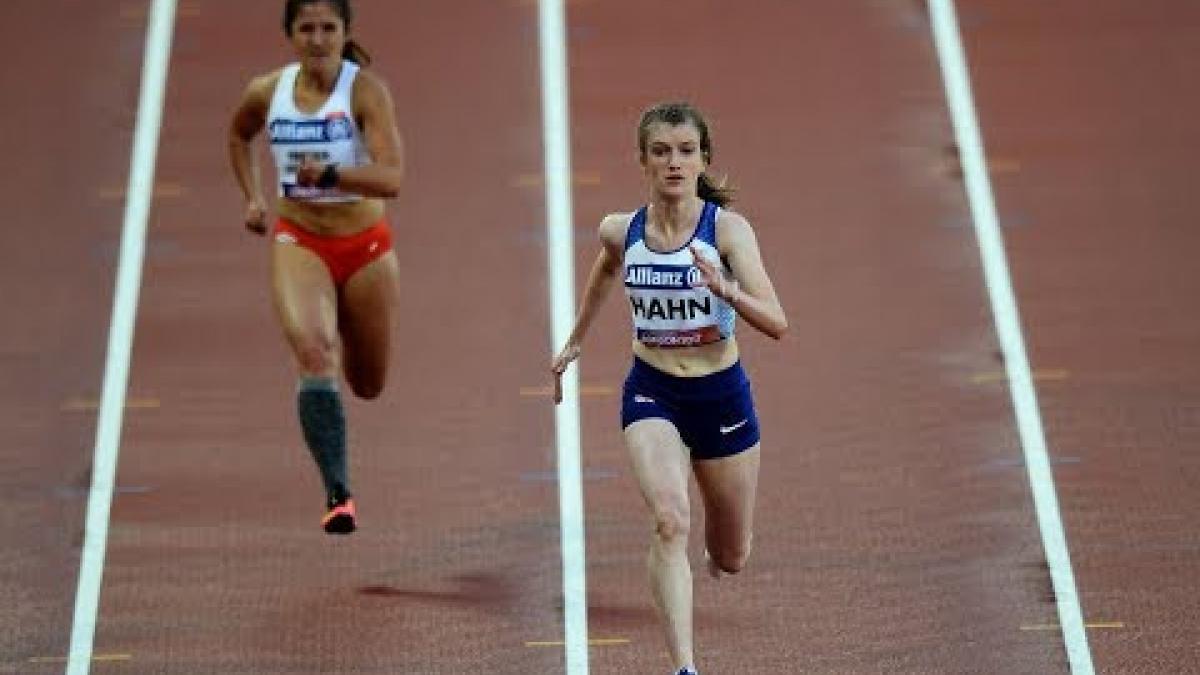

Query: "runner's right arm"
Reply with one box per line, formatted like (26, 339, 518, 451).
(227, 73, 275, 235)
(551, 214, 626, 403)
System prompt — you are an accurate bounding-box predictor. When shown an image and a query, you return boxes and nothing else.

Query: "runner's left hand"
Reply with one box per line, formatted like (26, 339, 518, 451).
(295, 159, 324, 187)
(689, 244, 737, 301)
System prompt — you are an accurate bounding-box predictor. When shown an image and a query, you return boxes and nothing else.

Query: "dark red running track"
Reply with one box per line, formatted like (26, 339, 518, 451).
(3, 1, 1198, 673)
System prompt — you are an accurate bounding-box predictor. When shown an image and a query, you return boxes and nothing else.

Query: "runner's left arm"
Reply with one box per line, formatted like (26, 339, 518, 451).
(296, 70, 405, 199)
(691, 212, 788, 339)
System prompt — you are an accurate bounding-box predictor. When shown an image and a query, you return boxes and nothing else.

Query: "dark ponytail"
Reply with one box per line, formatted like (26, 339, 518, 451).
(283, 0, 372, 66)
(697, 173, 735, 207)
(637, 101, 736, 206)
(342, 38, 371, 66)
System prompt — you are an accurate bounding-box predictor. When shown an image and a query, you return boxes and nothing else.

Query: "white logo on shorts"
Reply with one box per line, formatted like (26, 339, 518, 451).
(633, 394, 655, 404)
(368, 241, 380, 253)
(275, 232, 298, 244)
(719, 419, 748, 434)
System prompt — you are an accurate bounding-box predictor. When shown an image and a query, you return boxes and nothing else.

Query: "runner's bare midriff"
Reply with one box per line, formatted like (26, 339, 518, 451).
(278, 197, 385, 237)
(632, 336, 740, 377)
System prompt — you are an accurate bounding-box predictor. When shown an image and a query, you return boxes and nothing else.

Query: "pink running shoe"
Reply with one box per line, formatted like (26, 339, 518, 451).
(322, 498, 357, 534)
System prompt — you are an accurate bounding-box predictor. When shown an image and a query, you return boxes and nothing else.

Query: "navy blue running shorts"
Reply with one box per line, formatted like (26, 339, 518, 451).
(621, 356, 760, 460)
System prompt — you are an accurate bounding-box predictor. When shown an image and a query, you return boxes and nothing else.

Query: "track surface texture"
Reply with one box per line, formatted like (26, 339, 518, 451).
(3, 1, 1197, 674)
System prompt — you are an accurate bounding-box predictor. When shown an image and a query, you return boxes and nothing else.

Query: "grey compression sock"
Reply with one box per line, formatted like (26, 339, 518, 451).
(296, 376, 350, 506)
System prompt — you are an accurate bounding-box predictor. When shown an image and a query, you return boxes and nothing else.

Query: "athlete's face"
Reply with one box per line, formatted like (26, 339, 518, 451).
(289, 2, 347, 73)
(640, 122, 707, 200)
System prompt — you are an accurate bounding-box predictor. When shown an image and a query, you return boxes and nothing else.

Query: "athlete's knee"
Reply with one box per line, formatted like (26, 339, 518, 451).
(650, 498, 690, 546)
(293, 334, 338, 376)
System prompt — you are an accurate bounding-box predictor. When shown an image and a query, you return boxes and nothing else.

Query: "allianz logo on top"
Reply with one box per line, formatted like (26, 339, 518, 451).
(270, 116, 353, 144)
(625, 264, 704, 290)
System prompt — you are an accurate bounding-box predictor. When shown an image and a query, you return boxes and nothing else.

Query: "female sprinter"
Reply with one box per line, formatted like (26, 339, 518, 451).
(551, 102, 788, 675)
(227, 0, 404, 534)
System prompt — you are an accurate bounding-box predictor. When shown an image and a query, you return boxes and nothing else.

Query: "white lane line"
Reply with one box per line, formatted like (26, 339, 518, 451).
(537, 0, 589, 673)
(66, 2, 178, 674)
(925, 2, 1095, 673)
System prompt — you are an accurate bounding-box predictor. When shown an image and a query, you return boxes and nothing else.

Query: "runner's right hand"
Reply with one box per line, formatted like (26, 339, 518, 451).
(245, 200, 267, 235)
(550, 342, 581, 405)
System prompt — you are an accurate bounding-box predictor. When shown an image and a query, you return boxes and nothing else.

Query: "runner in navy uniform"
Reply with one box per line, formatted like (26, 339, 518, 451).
(552, 102, 788, 675)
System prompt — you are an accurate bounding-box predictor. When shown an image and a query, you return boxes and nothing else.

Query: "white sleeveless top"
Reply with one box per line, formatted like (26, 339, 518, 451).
(623, 202, 736, 348)
(266, 61, 369, 203)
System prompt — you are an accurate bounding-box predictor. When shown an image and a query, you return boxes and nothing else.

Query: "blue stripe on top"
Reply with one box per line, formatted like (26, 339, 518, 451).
(624, 202, 718, 253)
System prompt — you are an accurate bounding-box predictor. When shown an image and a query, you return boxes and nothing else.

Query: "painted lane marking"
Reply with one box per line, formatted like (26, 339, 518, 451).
(119, 1, 198, 20)
(56, 486, 155, 498)
(66, 2, 178, 674)
(537, 0, 589, 673)
(29, 654, 131, 664)
(971, 369, 1069, 385)
(984, 456, 1081, 470)
(520, 384, 614, 397)
(513, 0, 594, 8)
(525, 638, 630, 647)
(62, 397, 161, 411)
(938, 144, 1021, 178)
(98, 182, 186, 200)
(940, 213, 1030, 229)
(927, 2, 1094, 673)
(1020, 622, 1124, 632)
(512, 172, 602, 188)
(521, 468, 619, 483)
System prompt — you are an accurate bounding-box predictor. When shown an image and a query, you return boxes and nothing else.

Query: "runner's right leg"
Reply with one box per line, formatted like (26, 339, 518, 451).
(271, 241, 353, 532)
(626, 418, 698, 673)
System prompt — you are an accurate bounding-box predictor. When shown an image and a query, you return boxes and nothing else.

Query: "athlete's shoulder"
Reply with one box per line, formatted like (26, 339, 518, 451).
(600, 211, 635, 230)
(715, 207, 754, 234)
(714, 205, 750, 227)
(713, 206, 757, 250)
(598, 211, 636, 247)
(352, 67, 393, 101)
(232, 68, 285, 132)
(243, 68, 285, 105)
(351, 69, 398, 122)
